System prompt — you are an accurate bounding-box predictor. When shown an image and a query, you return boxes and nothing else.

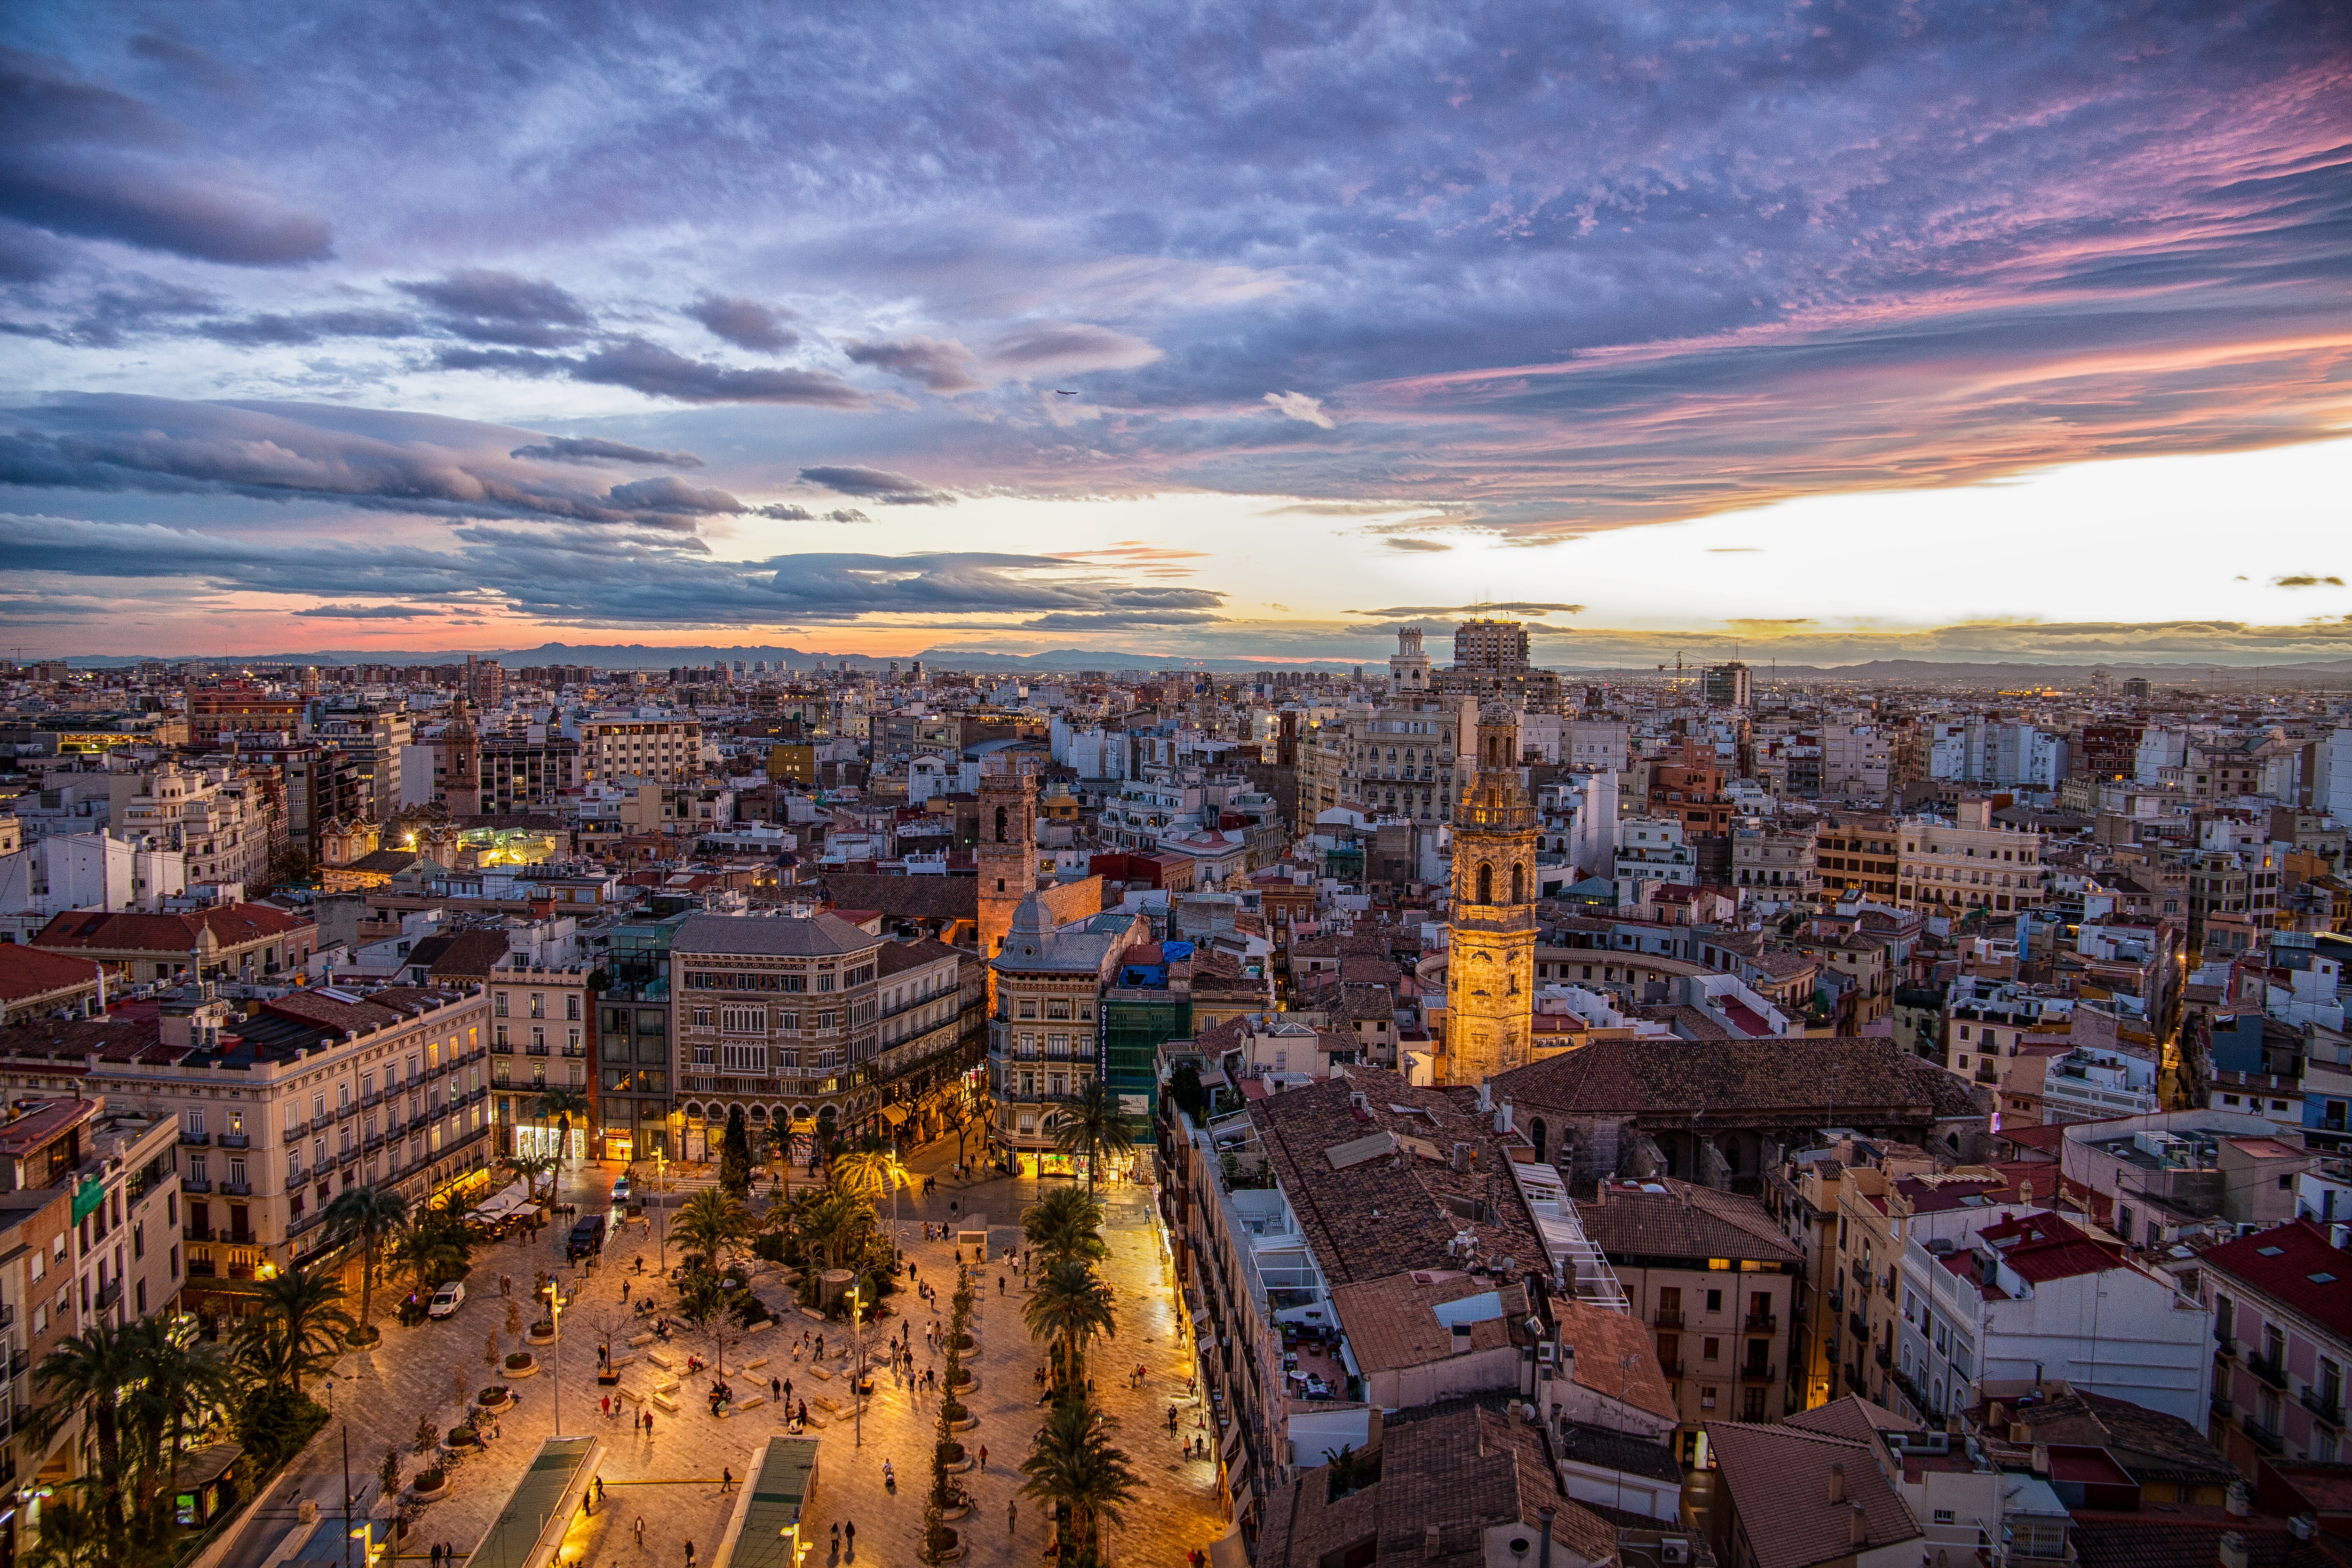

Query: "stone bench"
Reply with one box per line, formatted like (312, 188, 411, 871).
(651, 1393, 679, 1413)
(646, 1351, 676, 1369)
(799, 1306, 828, 1321)
(736, 1393, 765, 1410)
(814, 1395, 842, 1414)
(746, 1320, 773, 1335)
(606, 1353, 636, 1369)
(805, 1364, 833, 1380)
(745, 1356, 769, 1371)
(655, 1379, 680, 1395)
(628, 1333, 656, 1348)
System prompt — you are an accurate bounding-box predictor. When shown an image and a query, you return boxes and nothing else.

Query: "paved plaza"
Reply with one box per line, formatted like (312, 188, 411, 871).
(223, 1139, 1229, 1568)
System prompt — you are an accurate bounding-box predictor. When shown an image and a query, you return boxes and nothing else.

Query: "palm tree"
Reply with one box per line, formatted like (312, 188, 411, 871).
(32, 1322, 145, 1535)
(537, 1084, 591, 1168)
(1018, 1393, 1139, 1566)
(240, 1266, 355, 1397)
(324, 1185, 411, 1341)
(506, 1150, 559, 1205)
(792, 1186, 875, 1273)
(832, 1146, 913, 1241)
(19, 1486, 108, 1568)
(1023, 1186, 1109, 1267)
(122, 1315, 238, 1531)
(676, 1266, 730, 1371)
(1023, 1258, 1116, 1391)
(1048, 1080, 1132, 1191)
(675, 1188, 751, 1271)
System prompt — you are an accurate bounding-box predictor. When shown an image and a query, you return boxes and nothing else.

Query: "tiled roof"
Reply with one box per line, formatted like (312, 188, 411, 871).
(1492, 1034, 1985, 1124)
(1975, 1210, 2131, 1285)
(1329, 1272, 1526, 1375)
(875, 938, 961, 977)
(2198, 1218, 2352, 1344)
(2069, 1514, 2335, 1568)
(1245, 1067, 1544, 1288)
(407, 928, 513, 978)
(1705, 1421, 1922, 1568)
(32, 902, 314, 954)
(0, 945, 103, 1004)
(1576, 1178, 1804, 1266)
(1998, 1389, 2238, 1489)
(1782, 1394, 1919, 1447)
(1554, 1296, 1678, 1424)
(816, 873, 977, 922)
(0, 1014, 175, 1066)
(672, 912, 880, 958)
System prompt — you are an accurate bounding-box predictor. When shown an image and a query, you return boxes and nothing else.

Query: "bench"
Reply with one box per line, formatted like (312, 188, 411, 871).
(746, 1320, 774, 1335)
(745, 1356, 769, 1371)
(651, 1393, 679, 1413)
(655, 1378, 680, 1395)
(628, 1333, 656, 1348)
(736, 1394, 765, 1410)
(805, 1364, 833, 1381)
(799, 1306, 828, 1321)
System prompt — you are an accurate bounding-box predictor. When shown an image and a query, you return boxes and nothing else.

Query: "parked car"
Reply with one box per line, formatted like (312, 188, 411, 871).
(429, 1281, 466, 1319)
(566, 1213, 607, 1261)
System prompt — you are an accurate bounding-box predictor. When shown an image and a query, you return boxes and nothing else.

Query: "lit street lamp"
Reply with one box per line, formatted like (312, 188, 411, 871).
(543, 1281, 566, 1436)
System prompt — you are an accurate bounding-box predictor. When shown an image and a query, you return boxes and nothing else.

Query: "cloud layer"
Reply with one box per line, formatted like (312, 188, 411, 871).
(0, 3, 2345, 653)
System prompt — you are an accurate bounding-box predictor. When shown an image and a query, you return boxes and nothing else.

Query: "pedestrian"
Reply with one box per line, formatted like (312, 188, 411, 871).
(647, 1410, 656, 1437)
(772, 1375, 782, 1401)
(830, 1523, 840, 1555)
(431, 1545, 442, 1568)
(722, 1465, 733, 1493)
(602, 1394, 611, 1417)
(623, 1280, 631, 1302)
(978, 1443, 987, 1470)
(844, 1521, 855, 1556)
(685, 1541, 696, 1568)
(998, 1275, 1005, 1296)
(1008, 1499, 1019, 1533)
(636, 1517, 645, 1547)
(597, 1476, 606, 1504)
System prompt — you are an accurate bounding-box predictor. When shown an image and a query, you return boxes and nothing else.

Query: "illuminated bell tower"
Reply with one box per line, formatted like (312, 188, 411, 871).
(443, 697, 482, 818)
(976, 763, 1039, 1008)
(1444, 710, 1538, 1086)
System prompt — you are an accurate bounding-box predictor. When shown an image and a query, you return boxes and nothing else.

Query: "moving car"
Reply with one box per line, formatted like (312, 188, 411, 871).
(428, 1281, 466, 1319)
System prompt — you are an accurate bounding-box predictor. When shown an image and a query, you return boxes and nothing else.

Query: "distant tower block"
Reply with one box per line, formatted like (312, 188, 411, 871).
(1445, 711, 1538, 1086)
(976, 764, 1039, 1008)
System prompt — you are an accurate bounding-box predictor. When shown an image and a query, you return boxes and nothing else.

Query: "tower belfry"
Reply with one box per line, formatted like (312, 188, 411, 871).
(1444, 708, 1538, 1085)
(976, 760, 1039, 1007)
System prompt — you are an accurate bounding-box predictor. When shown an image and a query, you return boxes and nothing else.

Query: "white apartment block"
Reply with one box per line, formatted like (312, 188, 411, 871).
(579, 717, 703, 784)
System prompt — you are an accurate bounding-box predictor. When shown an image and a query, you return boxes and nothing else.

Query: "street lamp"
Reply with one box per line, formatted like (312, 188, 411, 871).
(847, 1282, 866, 1448)
(543, 1281, 565, 1437)
(653, 1141, 669, 1274)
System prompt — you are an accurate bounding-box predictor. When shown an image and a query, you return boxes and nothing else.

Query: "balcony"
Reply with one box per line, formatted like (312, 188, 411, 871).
(1849, 1311, 1868, 1341)
(526, 1044, 550, 1057)
(217, 1133, 250, 1150)
(220, 1179, 252, 1196)
(181, 1177, 213, 1194)
(179, 1130, 210, 1147)
(492, 1040, 515, 1054)
(1653, 1308, 1685, 1329)
(186, 1260, 217, 1279)
(1828, 1290, 1844, 1315)
(2215, 1335, 2241, 1362)
(1874, 1344, 1892, 1370)
(2249, 1351, 2289, 1390)
(1745, 1311, 1779, 1334)
(336, 1102, 360, 1121)
(2242, 1415, 2286, 1455)
(2302, 1388, 2345, 1430)
(1741, 1363, 1779, 1383)
(2211, 1392, 2235, 1419)
(183, 1226, 213, 1242)
(95, 1279, 121, 1311)
(362, 1091, 385, 1107)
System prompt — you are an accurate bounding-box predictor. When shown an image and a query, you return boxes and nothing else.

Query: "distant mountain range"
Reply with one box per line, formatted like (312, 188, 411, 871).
(54, 642, 2352, 685)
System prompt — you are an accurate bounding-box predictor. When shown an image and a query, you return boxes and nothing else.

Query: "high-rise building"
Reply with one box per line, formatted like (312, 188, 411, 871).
(1442, 711, 1538, 1086)
(1703, 661, 1754, 709)
(1454, 618, 1531, 672)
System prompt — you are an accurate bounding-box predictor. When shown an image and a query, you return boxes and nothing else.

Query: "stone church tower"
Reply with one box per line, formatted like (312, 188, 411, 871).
(1443, 710, 1539, 1086)
(976, 763, 1039, 1007)
(442, 697, 482, 818)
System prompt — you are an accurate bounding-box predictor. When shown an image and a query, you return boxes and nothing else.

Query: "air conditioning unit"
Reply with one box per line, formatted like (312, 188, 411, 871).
(1661, 1541, 1691, 1565)
(1536, 1343, 1558, 1367)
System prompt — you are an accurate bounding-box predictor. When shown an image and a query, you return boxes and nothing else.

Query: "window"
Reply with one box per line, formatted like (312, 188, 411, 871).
(719, 1043, 767, 1075)
(184, 1109, 205, 1138)
(1706, 1289, 1723, 1314)
(720, 1006, 766, 1035)
(1701, 1337, 1719, 1362)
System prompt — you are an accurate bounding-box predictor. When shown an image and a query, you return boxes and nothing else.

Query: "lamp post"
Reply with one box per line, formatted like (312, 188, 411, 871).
(653, 1142, 668, 1274)
(848, 1282, 865, 1448)
(543, 1281, 565, 1437)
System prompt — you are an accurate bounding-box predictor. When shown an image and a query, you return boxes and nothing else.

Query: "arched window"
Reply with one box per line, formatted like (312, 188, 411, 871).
(1510, 863, 1526, 904)
(1477, 862, 1493, 903)
(993, 804, 1008, 843)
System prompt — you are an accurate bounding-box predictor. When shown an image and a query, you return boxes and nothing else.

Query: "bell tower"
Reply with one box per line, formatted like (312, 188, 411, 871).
(443, 697, 481, 818)
(1444, 710, 1538, 1086)
(1390, 626, 1432, 697)
(976, 763, 1039, 1006)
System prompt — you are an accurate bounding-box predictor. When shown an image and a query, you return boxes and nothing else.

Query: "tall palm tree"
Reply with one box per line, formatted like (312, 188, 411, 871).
(537, 1084, 592, 1168)
(1023, 1186, 1109, 1267)
(391, 1210, 470, 1295)
(506, 1150, 559, 1205)
(121, 1315, 238, 1531)
(1023, 1258, 1117, 1390)
(1018, 1393, 1139, 1566)
(1048, 1081, 1132, 1192)
(791, 1186, 874, 1273)
(675, 1188, 751, 1270)
(32, 1321, 145, 1535)
(832, 1147, 913, 1240)
(240, 1266, 355, 1397)
(323, 1184, 411, 1341)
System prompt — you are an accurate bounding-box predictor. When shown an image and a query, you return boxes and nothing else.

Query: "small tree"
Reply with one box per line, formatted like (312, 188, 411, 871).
(412, 1415, 438, 1457)
(378, 1446, 403, 1505)
(506, 1299, 523, 1339)
(719, 1104, 754, 1199)
(484, 1331, 500, 1377)
(922, 1377, 961, 1563)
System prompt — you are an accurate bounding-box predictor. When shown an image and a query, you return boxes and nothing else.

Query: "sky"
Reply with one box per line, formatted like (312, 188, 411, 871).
(1, 1, 2348, 666)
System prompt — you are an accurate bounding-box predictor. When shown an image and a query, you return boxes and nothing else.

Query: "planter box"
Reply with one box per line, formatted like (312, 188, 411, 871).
(949, 1413, 979, 1433)
(477, 1387, 511, 1410)
(504, 1356, 540, 1378)
(411, 1475, 449, 1502)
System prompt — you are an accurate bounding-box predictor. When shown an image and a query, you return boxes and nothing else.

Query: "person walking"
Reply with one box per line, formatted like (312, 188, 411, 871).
(722, 1465, 733, 1494)
(684, 1541, 696, 1568)
(977, 1443, 987, 1470)
(1008, 1501, 1017, 1534)
(843, 1520, 856, 1558)
(431, 1545, 442, 1568)
(635, 1517, 645, 1548)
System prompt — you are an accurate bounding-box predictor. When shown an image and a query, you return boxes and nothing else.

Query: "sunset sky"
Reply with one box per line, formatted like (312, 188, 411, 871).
(3, 2, 2348, 665)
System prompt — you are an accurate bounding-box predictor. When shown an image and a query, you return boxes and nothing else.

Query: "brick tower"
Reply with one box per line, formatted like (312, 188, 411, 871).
(1443, 710, 1538, 1086)
(976, 763, 1039, 1007)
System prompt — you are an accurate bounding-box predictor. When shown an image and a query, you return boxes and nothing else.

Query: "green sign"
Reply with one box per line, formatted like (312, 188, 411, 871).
(72, 1177, 103, 1224)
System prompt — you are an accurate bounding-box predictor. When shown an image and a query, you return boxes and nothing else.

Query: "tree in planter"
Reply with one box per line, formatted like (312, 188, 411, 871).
(922, 1369, 962, 1564)
(391, 1194, 475, 1293)
(379, 1446, 404, 1507)
(1018, 1392, 1138, 1568)
(1022, 1259, 1116, 1396)
(413, 1414, 440, 1457)
(675, 1188, 752, 1273)
(484, 1330, 501, 1379)
(1022, 1186, 1109, 1267)
(677, 1266, 730, 1374)
(718, 1104, 754, 1199)
(324, 1184, 410, 1345)
(239, 1265, 356, 1397)
(506, 1299, 523, 1339)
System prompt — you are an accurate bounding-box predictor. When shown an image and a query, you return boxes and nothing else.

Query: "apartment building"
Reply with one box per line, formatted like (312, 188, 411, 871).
(1576, 1176, 1802, 1459)
(0, 1174, 79, 1512)
(1896, 799, 2046, 915)
(669, 912, 887, 1158)
(872, 938, 976, 1143)
(31, 901, 318, 985)
(488, 962, 593, 1158)
(579, 716, 703, 784)
(112, 762, 271, 889)
(1817, 813, 1901, 905)
(0, 982, 492, 1320)
(988, 892, 1145, 1170)
(1733, 820, 1821, 910)
(2195, 1219, 2352, 1469)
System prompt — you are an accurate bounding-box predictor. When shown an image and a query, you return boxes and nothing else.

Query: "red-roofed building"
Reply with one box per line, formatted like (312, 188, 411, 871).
(2192, 1218, 2352, 1471)
(31, 902, 317, 986)
(0, 944, 105, 1024)
(1893, 1205, 2212, 1429)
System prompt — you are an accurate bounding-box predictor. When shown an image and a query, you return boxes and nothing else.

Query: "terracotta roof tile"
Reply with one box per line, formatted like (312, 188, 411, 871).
(1705, 1422, 1921, 1568)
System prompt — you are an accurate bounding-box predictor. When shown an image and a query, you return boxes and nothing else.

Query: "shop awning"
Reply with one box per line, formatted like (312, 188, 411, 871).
(880, 1105, 909, 1126)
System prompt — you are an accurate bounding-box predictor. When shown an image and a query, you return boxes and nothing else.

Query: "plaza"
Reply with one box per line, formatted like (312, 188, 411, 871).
(221, 1138, 1229, 1568)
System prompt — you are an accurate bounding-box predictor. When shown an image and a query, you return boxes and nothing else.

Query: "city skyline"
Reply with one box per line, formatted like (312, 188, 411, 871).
(3, 3, 2348, 661)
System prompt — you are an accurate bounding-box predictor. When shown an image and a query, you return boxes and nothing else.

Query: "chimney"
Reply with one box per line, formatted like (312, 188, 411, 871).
(1537, 1508, 1555, 1568)
(1828, 1463, 1846, 1504)
(2292, 1516, 2318, 1542)
(2031, 1446, 2050, 1476)
(2225, 1481, 2251, 1519)
(2019, 1179, 2034, 1206)
(2332, 1223, 2350, 1251)
(1424, 1526, 1444, 1560)
(2218, 1533, 2249, 1568)
(1849, 1504, 1867, 1548)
